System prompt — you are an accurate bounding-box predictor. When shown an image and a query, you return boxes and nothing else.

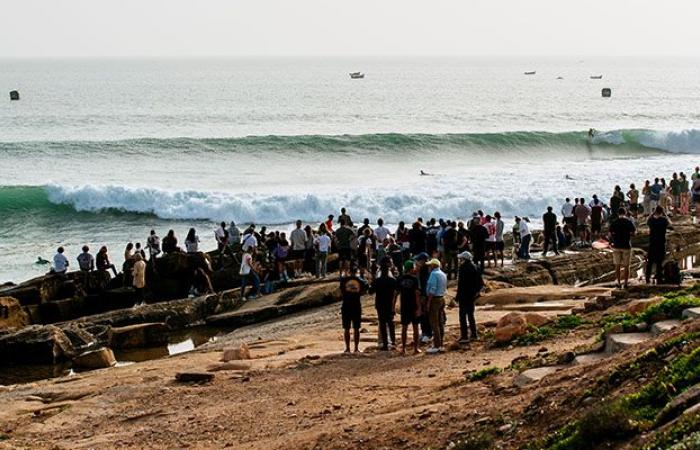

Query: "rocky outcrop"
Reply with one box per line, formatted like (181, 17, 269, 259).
(72, 347, 116, 370)
(110, 323, 169, 349)
(0, 325, 75, 364)
(0, 297, 29, 330)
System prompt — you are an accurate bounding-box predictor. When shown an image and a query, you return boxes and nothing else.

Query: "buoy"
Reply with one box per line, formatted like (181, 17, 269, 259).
(9, 90, 19, 101)
(601, 88, 611, 98)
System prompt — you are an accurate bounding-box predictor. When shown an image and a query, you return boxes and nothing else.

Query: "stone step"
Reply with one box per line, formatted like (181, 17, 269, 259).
(605, 333, 653, 354)
(651, 320, 682, 336)
(682, 307, 700, 320)
(572, 353, 609, 365)
(514, 366, 563, 387)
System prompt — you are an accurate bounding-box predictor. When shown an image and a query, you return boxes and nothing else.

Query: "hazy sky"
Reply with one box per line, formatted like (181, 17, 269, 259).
(1, 0, 698, 57)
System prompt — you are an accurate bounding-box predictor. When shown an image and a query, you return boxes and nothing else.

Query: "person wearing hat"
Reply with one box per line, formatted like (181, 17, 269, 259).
(132, 253, 147, 307)
(339, 264, 368, 353)
(456, 251, 483, 343)
(425, 258, 447, 353)
(397, 260, 422, 354)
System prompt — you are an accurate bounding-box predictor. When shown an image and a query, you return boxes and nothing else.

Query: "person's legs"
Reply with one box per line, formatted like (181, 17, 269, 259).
(388, 317, 396, 346)
(401, 323, 408, 354)
(429, 298, 442, 349)
(320, 252, 327, 277)
(542, 233, 550, 256)
(251, 272, 260, 297)
(645, 255, 653, 284)
(458, 300, 468, 340)
(343, 328, 351, 352)
(466, 299, 478, 339)
(377, 311, 389, 350)
(412, 322, 420, 353)
(240, 274, 249, 298)
(622, 250, 631, 287)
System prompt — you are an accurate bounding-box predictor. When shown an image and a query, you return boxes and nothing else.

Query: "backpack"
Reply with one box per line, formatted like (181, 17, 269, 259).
(662, 260, 682, 285)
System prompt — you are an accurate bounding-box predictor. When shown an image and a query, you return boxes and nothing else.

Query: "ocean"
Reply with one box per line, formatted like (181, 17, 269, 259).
(1, 56, 699, 283)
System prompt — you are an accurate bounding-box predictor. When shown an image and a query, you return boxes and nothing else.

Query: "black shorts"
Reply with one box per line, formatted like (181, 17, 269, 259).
(342, 302, 362, 329)
(591, 221, 602, 233)
(338, 248, 353, 262)
(694, 194, 700, 203)
(494, 241, 505, 251)
(400, 310, 419, 326)
(485, 242, 495, 251)
(290, 249, 306, 261)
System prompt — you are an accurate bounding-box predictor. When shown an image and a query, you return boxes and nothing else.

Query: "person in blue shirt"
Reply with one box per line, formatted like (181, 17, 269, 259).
(425, 259, 447, 353)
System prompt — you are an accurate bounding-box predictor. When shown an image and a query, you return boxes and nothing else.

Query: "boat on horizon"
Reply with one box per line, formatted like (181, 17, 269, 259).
(590, 75, 603, 79)
(524, 71, 536, 75)
(349, 72, 365, 79)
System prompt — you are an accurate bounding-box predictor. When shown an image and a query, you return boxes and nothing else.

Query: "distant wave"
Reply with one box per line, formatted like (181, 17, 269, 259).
(1, 128, 700, 155)
(0, 184, 557, 225)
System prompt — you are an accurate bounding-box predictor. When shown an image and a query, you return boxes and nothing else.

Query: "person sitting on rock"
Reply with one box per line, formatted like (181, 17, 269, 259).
(161, 230, 180, 254)
(96, 246, 118, 277)
(52, 246, 69, 275)
(77, 245, 95, 272)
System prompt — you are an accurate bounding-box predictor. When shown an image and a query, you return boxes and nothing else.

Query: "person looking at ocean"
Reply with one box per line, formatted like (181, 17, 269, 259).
(338, 208, 353, 227)
(96, 246, 118, 277)
(397, 260, 421, 355)
(289, 220, 308, 278)
(609, 186, 624, 222)
(371, 258, 398, 351)
(483, 216, 497, 268)
(124, 242, 134, 263)
(627, 184, 640, 218)
(561, 198, 575, 229)
(374, 218, 391, 250)
(324, 215, 334, 234)
(146, 229, 161, 262)
(574, 198, 590, 243)
(650, 178, 662, 214)
(52, 247, 69, 275)
(229, 221, 241, 246)
(542, 206, 559, 256)
(692, 176, 700, 221)
(589, 195, 605, 240)
(134, 243, 146, 260)
(241, 226, 258, 254)
(314, 226, 331, 278)
(468, 217, 488, 271)
(185, 228, 200, 253)
(517, 217, 532, 259)
(334, 218, 356, 276)
(680, 173, 690, 215)
(132, 253, 147, 307)
(77, 246, 95, 272)
(609, 208, 636, 289)
(425, 258, 447, 354)
(670, 172, 682, 215)
(162, 230, 179, 253)
(493, 212, 505, 267)
(646, 206, 671, 284)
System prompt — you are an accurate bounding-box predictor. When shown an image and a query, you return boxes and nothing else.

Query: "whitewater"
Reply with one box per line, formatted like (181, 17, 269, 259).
(1, 57, 700, 282)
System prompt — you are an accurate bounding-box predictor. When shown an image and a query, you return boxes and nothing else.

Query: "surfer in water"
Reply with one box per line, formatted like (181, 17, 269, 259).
(420, 170, 432, 176)
(565, 175, 575, 180)
(588, 128, 596, 141)
(36, 257, 50, 265)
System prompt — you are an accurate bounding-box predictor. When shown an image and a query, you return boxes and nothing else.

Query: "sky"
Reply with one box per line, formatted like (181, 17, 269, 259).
(1, 0, 698, 58)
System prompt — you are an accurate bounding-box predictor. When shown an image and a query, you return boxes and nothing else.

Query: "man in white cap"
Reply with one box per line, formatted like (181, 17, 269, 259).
(425, 258, 447, 353)
(456, 251, 483, 343)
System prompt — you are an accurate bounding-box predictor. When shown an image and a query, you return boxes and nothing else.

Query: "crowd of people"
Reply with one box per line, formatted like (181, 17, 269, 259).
(47, 167, 700, 353)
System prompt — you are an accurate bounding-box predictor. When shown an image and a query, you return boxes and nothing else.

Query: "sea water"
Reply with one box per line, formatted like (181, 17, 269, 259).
(1, 56, 699, 283)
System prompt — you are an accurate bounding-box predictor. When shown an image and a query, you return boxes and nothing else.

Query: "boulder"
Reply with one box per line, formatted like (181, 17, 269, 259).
(72, 347, 116, 370)
(524, 313, 550, 328)
(0, 325, 75, 364)
(0, 297, 29, 330)
(110, 323, 169, 349)
(627, 297, 663, 316)
(222, 343, 251, 361)
(495, 313, 529, 343)
(656, 384, 700, 426)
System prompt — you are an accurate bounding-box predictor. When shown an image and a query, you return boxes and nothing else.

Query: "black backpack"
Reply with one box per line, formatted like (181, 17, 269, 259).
(663, 260, 682, 285)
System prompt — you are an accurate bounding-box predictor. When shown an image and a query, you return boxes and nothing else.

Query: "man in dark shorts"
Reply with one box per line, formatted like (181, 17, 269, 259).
(609, 207, 636, 289)
(334, 218, 356, 276)
(340, 265, 368, 353)
(468, 218, 488, 271)
(397, 260, 422, 354)
(289, 220, 308, 278)
(589, 195, 605, 239)
(456, 251, 483, 343)
(371, 259, 398, 351)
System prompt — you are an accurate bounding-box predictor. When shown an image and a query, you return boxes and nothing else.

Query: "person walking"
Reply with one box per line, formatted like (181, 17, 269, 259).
(371, 259, 398, 351)
(609, 208, 636, 289)
(646, 206, 671, 284)
(425, 259, 447, 354)
(397, 260, 422, 355)
(542, 206, 559, 256)
(239, 248, 260, 300)
(456, 251, 483, 343)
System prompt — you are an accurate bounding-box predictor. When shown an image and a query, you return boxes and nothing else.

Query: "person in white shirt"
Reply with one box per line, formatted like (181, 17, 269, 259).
(185, 228, 200, 253)
(314, 228, 332, 278)
(289, 220, 308, 278)
(53, 247, 69, 274)
(241, 227, 258, 253)
(516, 217, 532, 260)
(561, 198, 575, 228)
(239, 249, 260, 300)
(77, 245, 95, 272)
(374, 218, 391, 249)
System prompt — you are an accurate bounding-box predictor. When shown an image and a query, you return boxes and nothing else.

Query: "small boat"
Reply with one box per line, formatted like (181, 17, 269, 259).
(524, 71, 536, 75)
(349, 72, 365, 79)
(590, 75, 603, 79)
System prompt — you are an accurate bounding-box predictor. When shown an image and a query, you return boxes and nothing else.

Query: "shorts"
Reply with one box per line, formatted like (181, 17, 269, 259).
(341, 302, 362, 330)
(338, 248, 353, 262)
(401, 310, 420, 326)
(494, 241, 505, 251)
(591, 221, 602, 233)
(485, 241, 495, 251)
(576, 223, 588, 234)
(693, 194, 700, 204)
(612, 248, 631, 267)
(290, 249, 305, 261)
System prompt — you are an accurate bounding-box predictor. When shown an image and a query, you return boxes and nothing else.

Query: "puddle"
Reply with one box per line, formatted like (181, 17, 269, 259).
(0, 325, 230, 386)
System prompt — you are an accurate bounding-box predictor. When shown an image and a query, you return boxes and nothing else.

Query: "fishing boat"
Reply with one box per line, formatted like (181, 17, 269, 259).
(349, 72, 365, 79)
(524, 71, 536, 75)
(590, 75, 603, 79)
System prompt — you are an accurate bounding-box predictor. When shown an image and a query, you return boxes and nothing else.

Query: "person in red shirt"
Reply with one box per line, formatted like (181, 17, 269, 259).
(324, 215, 334, 234)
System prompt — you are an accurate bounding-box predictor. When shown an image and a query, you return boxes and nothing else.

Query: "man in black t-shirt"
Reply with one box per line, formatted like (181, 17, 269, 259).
(469, 220, 488, 271)
(397, 260, 422, 354)
(340, 265, 368, 353)
(609, 208, 636, 289)
(542, 206, 559, 257)
(371, 260, 398, 350)
(334, 219, 356, 276)
(646, 206, 671, 284)
(456, 251, 484, 342)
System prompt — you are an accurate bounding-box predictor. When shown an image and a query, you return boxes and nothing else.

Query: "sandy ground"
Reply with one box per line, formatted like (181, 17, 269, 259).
(0, 283, 611, 450)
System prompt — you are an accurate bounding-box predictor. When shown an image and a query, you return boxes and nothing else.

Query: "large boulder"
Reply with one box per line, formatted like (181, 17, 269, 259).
(0, 325, 75, 364)
(110, 322, 169, 349)
(0, 297, 29, 330)
(72, 347, 116, 370)
(495, 313, 529, 343)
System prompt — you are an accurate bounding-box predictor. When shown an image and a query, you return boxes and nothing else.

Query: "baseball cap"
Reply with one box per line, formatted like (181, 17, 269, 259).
(457, 251, 473, 260)
(403, 260, 415, 272)
(413, 252, 429, 262)
(427, 258, 441, 267)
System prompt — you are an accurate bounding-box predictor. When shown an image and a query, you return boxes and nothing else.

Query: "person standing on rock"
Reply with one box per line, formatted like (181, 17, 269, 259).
(609, 207, 636, 289)
(425, 259, 447, 354)
(146, 229, 161, 263)
(397, 260, 422, 355)
(338, 207, 353, 228)
(574, 198, 591, 243)
(413, 252, 432, 344)
(542, 207, 559, 257)
(371, 258, 398, 351)
(340, 264, 368, 353)
(456, 251, 483, 343)
(493, 212, 505, 267)
(132, 253, 147, 307)
(314, 226, 332, 278)
(334, 218, 356, 276)
(290, 220, 308, 279)
(646, 206, 672, 284)
(516, 217, 532, 260)
(589, 195, 605, 240)
(239, 248, 260, 301)
(468, 217, 488, 271)
(561, 198, 575, 229)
